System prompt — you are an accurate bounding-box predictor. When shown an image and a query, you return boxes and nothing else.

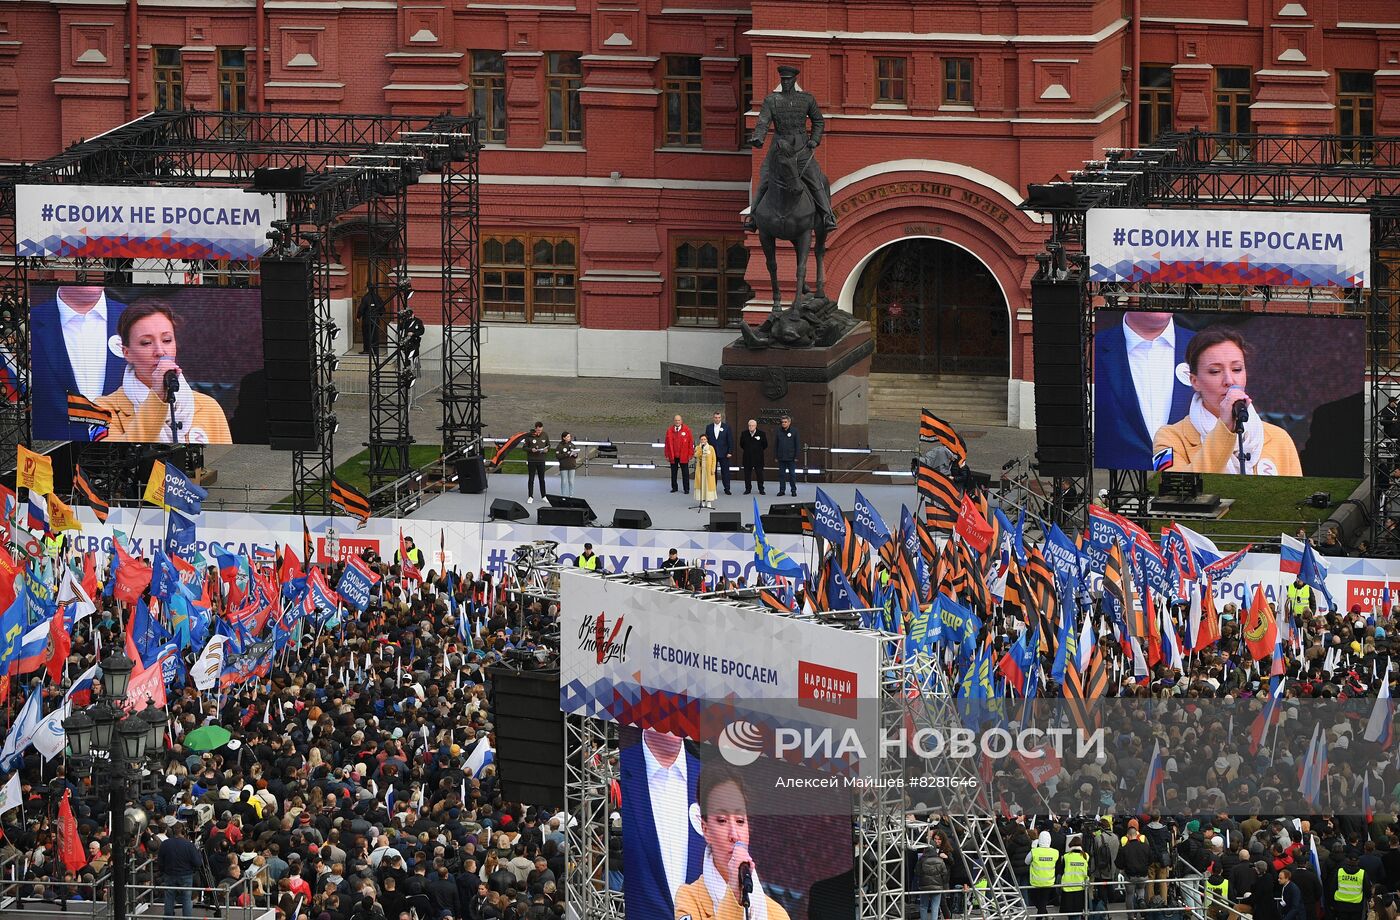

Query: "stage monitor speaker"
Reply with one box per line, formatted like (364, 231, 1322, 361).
(768, 501, 814, 518)
(485, 667, 564, 809)
(708, 512, 743, 532)
(760, 513, 805, 535)
(612, 508, 652, 530)
(538, 507, 590, 526)
(1031, 277, 1088, 475)
(252, 166, 307, 191)
(489, 498, 529, 521)
(545, 493, 597, 524)
(456, 456, 487, 494)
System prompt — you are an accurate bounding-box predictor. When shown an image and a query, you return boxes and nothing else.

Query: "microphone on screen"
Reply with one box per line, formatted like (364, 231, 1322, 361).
(160, 357, 180, 405)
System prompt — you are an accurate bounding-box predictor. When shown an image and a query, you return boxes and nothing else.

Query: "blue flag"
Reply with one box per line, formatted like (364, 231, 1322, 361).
(851, 490, 890, 546)
(0, 578, 26, 672)
(811, 488, 847, 546)
(1051, 590, 1079, 684)
(1299, 541, 1336, 609)
(162, 464, 208, 516)
(131, 597, 174, 667)
(825, 558, 858, 612)
(151, 549, 180, 603)
(753, 500, 802, 578)
(166, 508, 199, 560)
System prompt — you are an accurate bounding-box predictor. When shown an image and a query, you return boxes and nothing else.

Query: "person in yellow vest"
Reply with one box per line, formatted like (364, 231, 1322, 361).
(1204, 866, 1231, 920)
(1059, 835, 1089, 917)
(1330, 853, 1369, 920)
(673, 762, 791, 920)
(43, 532, 62, 560)
(1287, 577, 1315, 620)
(1026, 830, 1060, 917)
(93, 299, 232, 444)
(576, 543, 602, 573)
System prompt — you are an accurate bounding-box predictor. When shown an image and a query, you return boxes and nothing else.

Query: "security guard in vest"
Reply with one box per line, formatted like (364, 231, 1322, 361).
(875, 561, 893, 625)
(1332, 853, 1368, 920)
(1059, 836, 1090, 916)
(1204, 867, 1230, 920)
(1027, 830, 1061, 916)
(43, 532, 63, 560)
(1287, 576, 1316, 619)
(576, 542, 602, 572)
(395, 536, 425, 570)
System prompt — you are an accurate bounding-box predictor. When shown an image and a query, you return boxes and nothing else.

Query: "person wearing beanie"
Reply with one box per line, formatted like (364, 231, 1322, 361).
(1059, 835, 1090, 917)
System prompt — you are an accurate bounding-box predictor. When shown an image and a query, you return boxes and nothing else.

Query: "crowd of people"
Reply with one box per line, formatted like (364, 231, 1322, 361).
(1, 543, 569, 920)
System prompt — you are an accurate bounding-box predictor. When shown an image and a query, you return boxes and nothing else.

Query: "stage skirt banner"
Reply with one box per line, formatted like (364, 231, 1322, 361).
(16, 185, 285, 260)
(1086, 207, 1370, 288)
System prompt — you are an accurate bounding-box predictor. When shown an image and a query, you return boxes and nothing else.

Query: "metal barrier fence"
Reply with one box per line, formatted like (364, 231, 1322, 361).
(0, 856, 274, 920)
(899, 873, 1212, 920)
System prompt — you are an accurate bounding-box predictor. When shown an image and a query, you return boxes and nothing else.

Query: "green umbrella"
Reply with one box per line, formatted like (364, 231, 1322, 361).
(184, 725, 233, 752)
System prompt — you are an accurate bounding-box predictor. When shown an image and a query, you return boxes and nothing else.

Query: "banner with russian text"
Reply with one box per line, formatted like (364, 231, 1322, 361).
(1086, 207, 1369, 288)
(16, 185, 285, 260)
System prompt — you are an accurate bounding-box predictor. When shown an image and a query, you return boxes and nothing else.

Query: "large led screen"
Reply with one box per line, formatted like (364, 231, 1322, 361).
(1094, 310, 1363, 476)
(620, 726, 853, 920)
(30, 284, 266, 444)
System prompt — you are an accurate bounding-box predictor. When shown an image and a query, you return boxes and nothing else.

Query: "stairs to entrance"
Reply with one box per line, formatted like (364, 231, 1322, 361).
(867, 373, 1008, 426)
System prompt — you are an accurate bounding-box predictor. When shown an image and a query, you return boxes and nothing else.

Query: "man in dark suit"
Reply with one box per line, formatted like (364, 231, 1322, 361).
(30, 285, 127, 440)
(619, 730, 705, 920)
(703, 410, 734, 496)
(1094, 311, 1194, 471)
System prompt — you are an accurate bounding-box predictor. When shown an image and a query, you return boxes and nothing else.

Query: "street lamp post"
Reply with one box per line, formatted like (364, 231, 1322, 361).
(62, 650, 167, 920)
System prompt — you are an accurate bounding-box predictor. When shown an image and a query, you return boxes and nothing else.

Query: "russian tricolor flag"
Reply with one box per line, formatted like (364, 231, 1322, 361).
(1279, 533, 1305, 575)
(1139, 739, 1166, 812)
(26, 493, 46, 535)
(1364, 667, 1394, 749)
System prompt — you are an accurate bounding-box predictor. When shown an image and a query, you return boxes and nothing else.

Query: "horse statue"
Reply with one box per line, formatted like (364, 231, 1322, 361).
(739, 64, 855, 350)
(751, 132, 829, 313)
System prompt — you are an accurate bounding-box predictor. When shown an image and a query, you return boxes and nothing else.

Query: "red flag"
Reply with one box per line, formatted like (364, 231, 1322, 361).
(113, 540, 152, 605)
(399, 530, 422, 582)
(45, 606, 71, 685)
(58, 790, 86, 874)
(955, 494, 993, 553)
(1244, 585, 1277, 660)
(82, 552, 98, 603)
(280, 545, 304, 585)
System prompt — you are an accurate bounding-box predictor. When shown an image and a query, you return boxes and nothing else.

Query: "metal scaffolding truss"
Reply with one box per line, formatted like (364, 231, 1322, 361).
(1023, 130, 1398, 538)
(563, 714, 622, 920)
(436, 126, 483, 458)
(2, 110, 480, 512)
(364, 182, 413, 494)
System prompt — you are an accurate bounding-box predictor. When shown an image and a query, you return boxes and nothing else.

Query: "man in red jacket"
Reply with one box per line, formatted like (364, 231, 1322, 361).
(664, 414, 694, 495)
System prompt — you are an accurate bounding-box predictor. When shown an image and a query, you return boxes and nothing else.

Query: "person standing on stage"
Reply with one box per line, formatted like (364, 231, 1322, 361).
(556, 431, 580, 498)
(703, 411, 734, 497)
(692, 434, 719, 510)
(523, 421, 550, 504)
(664, 414, 695, 495)
(740, 419, 768, 495)
(775, 414, 800, 497)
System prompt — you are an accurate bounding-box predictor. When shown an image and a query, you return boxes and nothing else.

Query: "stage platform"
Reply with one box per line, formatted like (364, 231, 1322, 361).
(409, 470, 924, 532)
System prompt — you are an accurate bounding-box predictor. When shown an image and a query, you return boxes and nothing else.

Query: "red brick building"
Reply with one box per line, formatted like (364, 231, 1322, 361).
(2, 0, 1395, 426)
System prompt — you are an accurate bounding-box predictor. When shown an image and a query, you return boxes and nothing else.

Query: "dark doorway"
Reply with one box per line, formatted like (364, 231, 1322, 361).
(853, 238, 1010, 375)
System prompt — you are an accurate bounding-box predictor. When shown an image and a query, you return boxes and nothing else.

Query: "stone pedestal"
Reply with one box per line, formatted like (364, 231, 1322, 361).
(718, 321, 874, 481)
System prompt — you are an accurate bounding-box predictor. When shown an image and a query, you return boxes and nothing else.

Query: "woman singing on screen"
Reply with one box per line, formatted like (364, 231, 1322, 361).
(1151, 326, 1301, 476)
(95, 300, 232, 444)
(674, 762, 791, 920)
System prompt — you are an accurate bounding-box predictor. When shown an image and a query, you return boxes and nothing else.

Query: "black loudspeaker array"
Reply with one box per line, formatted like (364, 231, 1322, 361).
(486, 667, 565, 808)
(261, 258, 318, 451)
(1030, 278, 1088, 477)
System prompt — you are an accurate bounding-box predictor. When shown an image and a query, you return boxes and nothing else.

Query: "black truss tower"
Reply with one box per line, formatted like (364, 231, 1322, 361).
(1023, 130, 1398, 544)
(0, 110, 480, 513)
(437, 124, 482, 458)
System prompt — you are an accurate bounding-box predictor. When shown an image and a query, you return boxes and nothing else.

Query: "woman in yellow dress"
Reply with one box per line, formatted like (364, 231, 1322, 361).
(94, 299, 232, 444)
(674, 763, 791, 920)
(1151, 326, 1301, 476)
(693, 434, 719, 509)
